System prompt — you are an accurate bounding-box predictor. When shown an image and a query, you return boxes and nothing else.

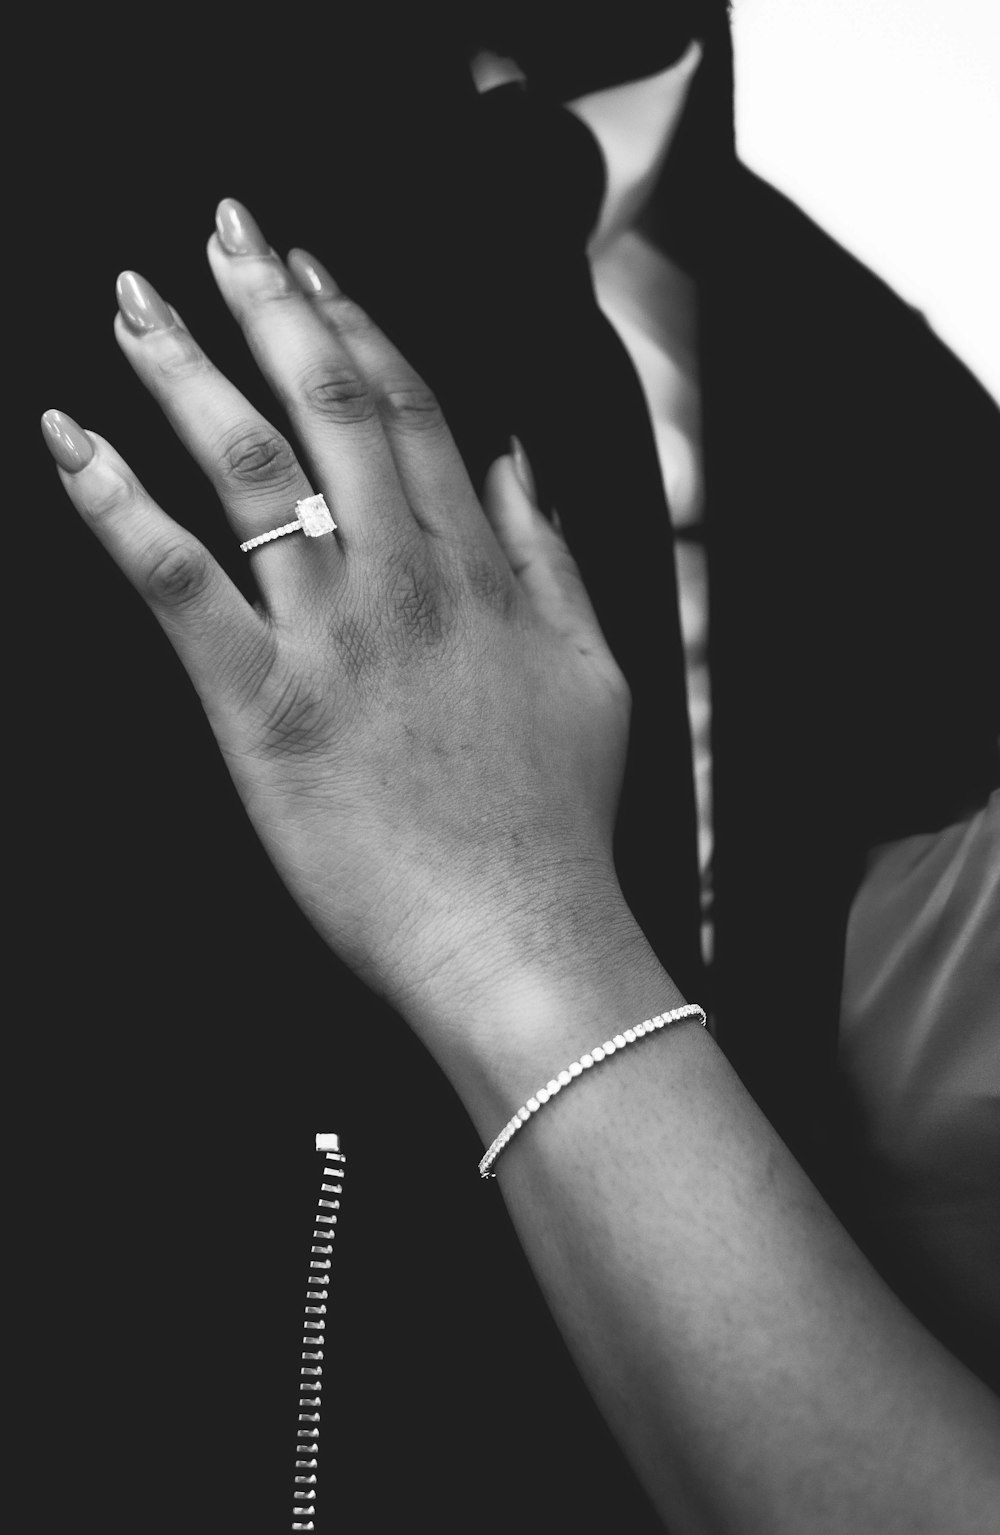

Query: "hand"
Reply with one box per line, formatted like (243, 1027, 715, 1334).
(42, 199, 631, 1065)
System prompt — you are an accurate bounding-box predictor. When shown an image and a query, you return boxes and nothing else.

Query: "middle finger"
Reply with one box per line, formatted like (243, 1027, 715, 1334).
(209, 198, 418, 559)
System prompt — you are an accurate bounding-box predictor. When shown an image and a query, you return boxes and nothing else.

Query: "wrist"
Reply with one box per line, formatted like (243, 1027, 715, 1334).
(392, 875, 690, 1133)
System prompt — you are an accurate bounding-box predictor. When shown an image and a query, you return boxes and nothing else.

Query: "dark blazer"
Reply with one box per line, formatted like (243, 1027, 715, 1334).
(643, 13, 1000, 1205)
(18, 10, 998, 1530)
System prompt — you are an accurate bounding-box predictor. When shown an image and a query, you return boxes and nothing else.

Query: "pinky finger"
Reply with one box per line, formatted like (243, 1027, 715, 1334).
(482, 449, 616, 664)
(41, 410, 271, 710)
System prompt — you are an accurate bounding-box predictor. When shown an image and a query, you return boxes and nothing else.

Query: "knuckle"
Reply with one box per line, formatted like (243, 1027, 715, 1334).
(218, 423, 300, 492)
(230, 625, 282, 706)
(245, 261, 301, 309)
(86, 472, 135, 520)
(150, 327, 206, 382)
(388, 561, 445, 647)
(379, 382, 445, 436)
(330, 610, 383, 687)
(322, 293, 373, 338)
(299, 365, 377, 426)
(463, 555, 515, 616)
(257, 668, 331, 758)
(143, 539, 214, 608)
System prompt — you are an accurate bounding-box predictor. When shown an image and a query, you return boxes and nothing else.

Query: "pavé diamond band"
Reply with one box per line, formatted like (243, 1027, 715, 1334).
(240, 493, 337, 553)
(478, 1002, 708, 1179)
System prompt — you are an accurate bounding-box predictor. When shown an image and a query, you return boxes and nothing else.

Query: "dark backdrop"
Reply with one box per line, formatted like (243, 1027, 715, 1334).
(12, 5, 999, 1529)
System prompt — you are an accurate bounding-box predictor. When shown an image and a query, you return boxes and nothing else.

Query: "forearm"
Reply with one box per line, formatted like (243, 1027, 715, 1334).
(424, 907, 1000, 1535)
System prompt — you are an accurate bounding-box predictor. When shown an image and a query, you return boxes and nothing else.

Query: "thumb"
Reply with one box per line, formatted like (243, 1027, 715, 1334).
(482, 439, 617, 661)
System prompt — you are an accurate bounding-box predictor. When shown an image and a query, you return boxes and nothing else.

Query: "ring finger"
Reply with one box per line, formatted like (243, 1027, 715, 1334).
(114, 270, 340, 620)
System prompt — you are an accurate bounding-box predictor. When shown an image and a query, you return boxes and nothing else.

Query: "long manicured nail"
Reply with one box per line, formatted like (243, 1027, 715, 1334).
(510, 435, 537, 502)
(41, 409, 95, 473)
(215, 197, 269, 256)
(116, 270, 175, 334)
(288, 248, 339, 296)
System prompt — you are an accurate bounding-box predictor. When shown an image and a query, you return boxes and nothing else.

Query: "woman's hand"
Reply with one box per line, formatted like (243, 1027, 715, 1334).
(42, 199, 632, 1063)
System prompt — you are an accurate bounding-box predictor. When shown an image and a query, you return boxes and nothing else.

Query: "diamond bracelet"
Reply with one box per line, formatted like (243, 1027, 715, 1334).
(478, 1003, 708, 1179)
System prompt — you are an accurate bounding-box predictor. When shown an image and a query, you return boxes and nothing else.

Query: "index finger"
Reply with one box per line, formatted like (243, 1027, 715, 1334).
(41, 412, 272, 712)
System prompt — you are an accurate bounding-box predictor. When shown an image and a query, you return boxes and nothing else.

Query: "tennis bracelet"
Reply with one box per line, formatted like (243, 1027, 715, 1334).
(478, 1002, 708, 1179)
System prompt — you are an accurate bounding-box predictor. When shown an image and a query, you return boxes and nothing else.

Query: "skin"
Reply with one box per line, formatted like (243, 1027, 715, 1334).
(41, 201, 1000, 1532)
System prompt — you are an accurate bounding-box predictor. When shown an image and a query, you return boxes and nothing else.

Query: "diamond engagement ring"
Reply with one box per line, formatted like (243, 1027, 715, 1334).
(240, 494, 337, 553)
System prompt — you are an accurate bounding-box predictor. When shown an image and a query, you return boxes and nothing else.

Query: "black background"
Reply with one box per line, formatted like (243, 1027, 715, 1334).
(12, 4, 1000, 1528)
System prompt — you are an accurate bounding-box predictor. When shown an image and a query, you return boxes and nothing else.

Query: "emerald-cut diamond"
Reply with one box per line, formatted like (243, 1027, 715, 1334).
(296, 494, 336, 537)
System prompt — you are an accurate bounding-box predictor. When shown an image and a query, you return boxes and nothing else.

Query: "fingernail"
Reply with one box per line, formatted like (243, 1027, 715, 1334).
(215, 197, 269, 256)
(41, 409, 95, 473)
(510, 435, 537, 502)
(116, 270, 175, 334)
(288, 248, 339, 296)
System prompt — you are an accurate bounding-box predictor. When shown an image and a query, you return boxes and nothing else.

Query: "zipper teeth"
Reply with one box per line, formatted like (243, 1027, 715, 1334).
(292, 1135, 346, 1532)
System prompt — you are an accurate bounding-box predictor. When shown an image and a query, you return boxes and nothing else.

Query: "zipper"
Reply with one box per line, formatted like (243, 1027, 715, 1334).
(292, 1131, 345, 1531)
